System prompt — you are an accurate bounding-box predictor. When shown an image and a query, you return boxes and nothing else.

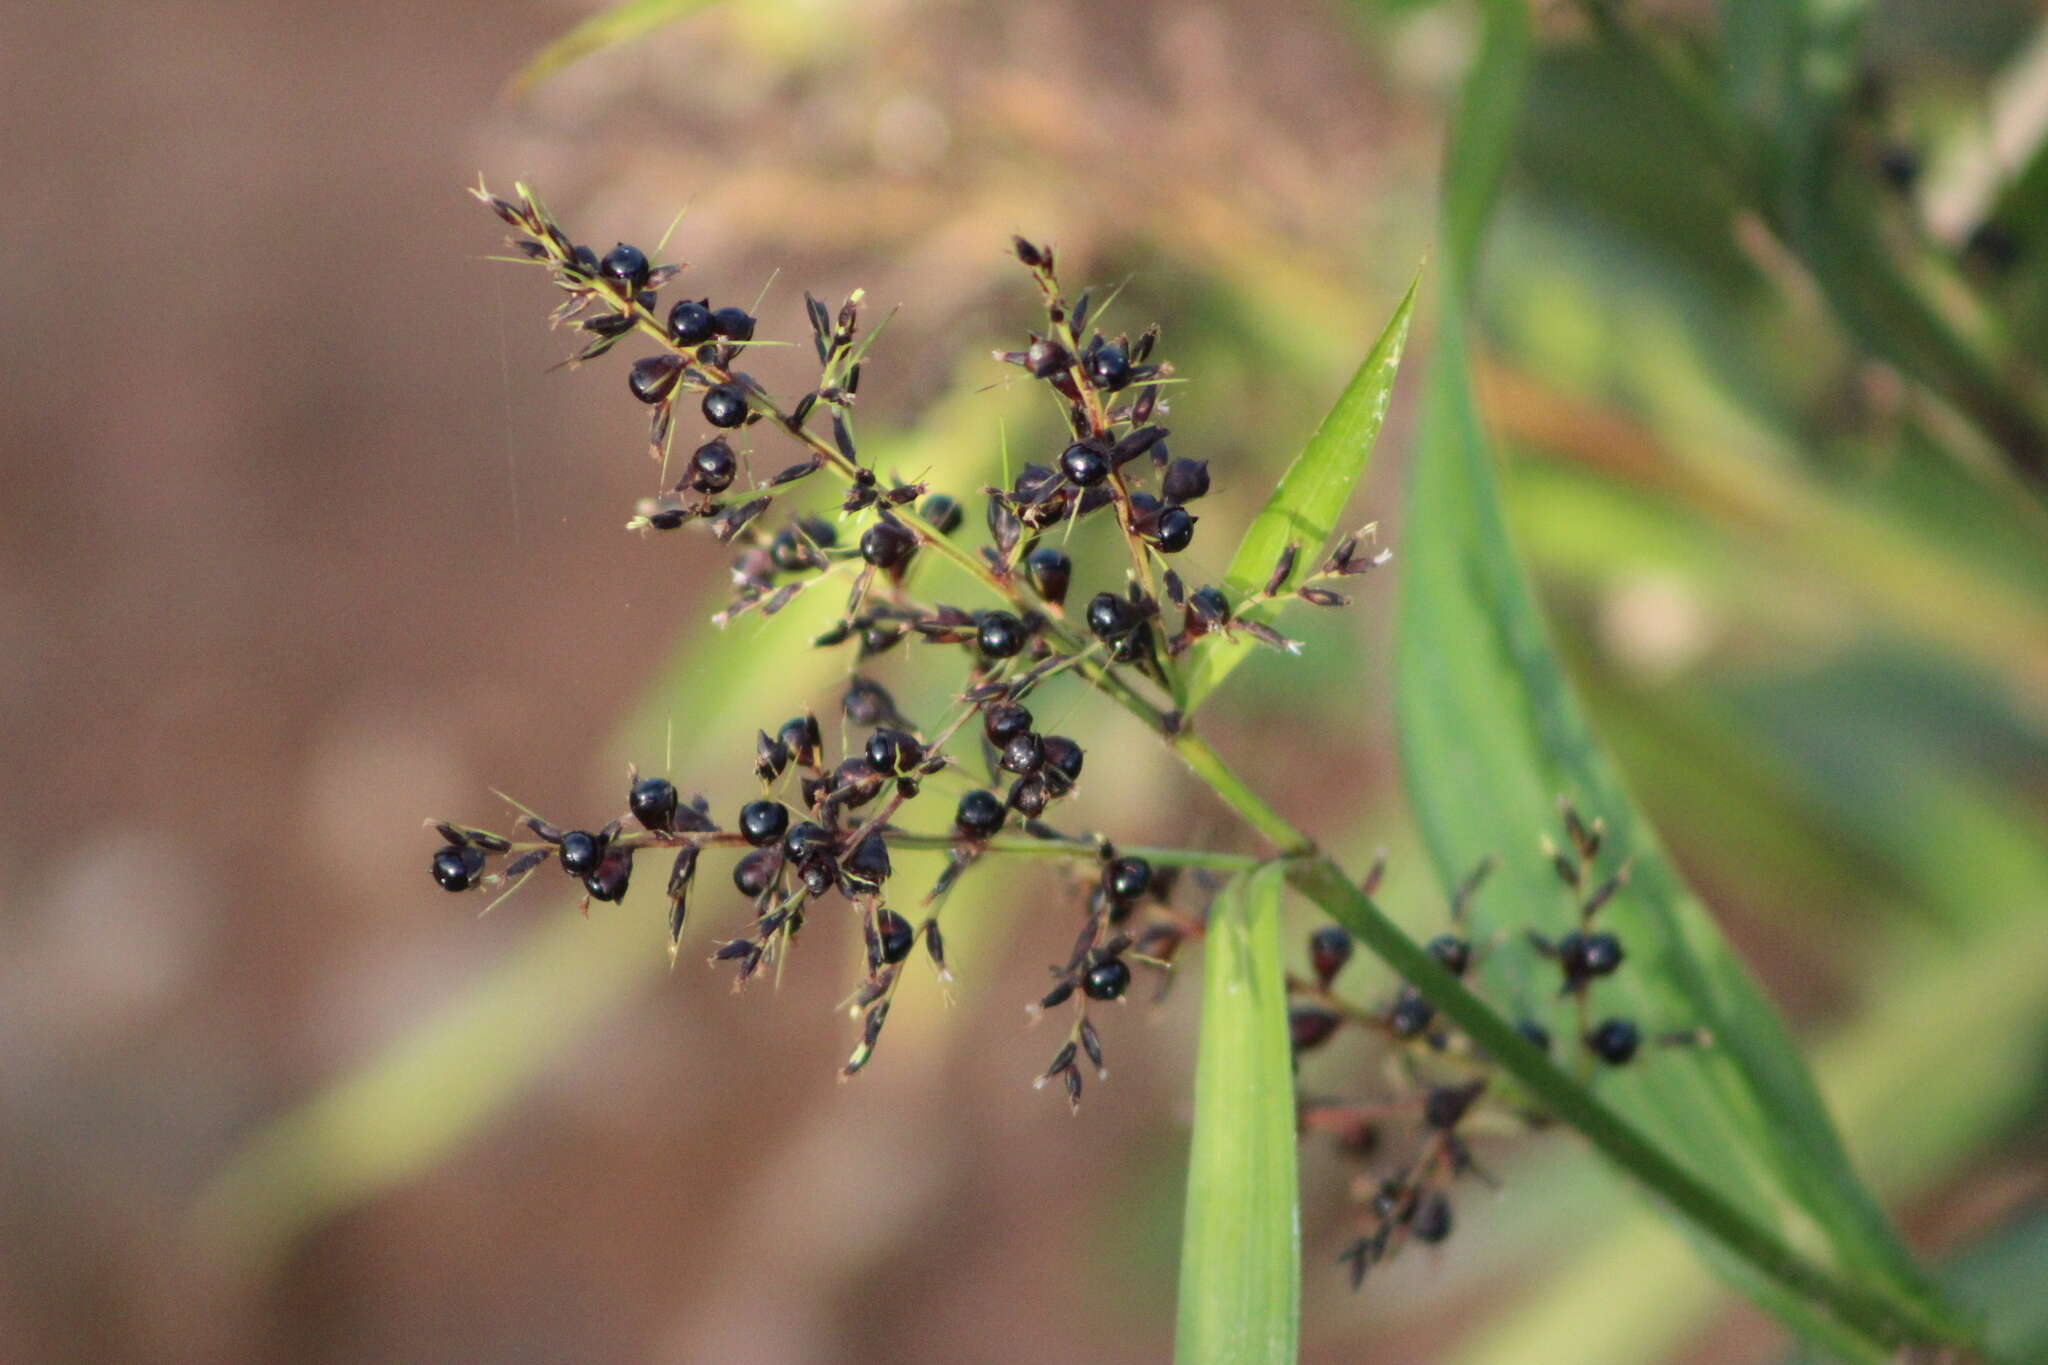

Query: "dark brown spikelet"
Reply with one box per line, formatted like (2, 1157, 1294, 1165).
(1265, 544, 1299, 597)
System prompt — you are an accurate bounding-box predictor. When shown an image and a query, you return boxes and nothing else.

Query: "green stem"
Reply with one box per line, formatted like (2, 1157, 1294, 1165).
(882, 829, 1266, 872)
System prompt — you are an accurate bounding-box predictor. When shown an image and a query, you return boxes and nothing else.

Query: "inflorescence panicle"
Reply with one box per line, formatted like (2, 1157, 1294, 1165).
(430, 182, 1699, 1290)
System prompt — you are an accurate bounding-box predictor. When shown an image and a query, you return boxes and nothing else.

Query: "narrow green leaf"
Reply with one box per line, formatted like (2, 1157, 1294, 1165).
(1396, 226, 1970, 1365)
(1180, 273, 1417, 711)
(1389, 0, 1972, 1353)
(508, 0, 721, 99)
(1176, 864, 1297, 1365)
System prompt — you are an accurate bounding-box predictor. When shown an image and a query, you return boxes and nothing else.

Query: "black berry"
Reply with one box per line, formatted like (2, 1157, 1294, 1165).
(842, 832, 892, 890)
(865, 727, 923, 774)
(1007, 774, 1050, 816)
(976, 610, 1028, 659)
(1025, 546, 1072, 605)
(630, 777, 679, 832)
(1040, 735, 1084, 793)
(983, 702, 1033, 746)
(1060, 441, 1110, 487)
(1388, 989, 1434, 1040)
(875, 908, 915, 963)
(1161, 457, 1211, 503)
(1426, 934, 1471, 977)
(711, 306, 756, 341)
(1290, 1004, 1341, 1052)
(1586, 1018, 1640, 1065)
(999, 731, 1044, 775)
(1411, 1193, 1453, 1244)
(690, 438, 737, 493)
(702, 384, 748, 428)
(955, 788, 1005, 838)
(1087, 342, 1131, 391)
(1309, 925, 1353, 987)
(668, 298, 716, 346)
(1086, 591, 1139, 642)
(558, 830, 604, 878)
(919, 493, 964, 535)
(599, 242, 650, 290)
(629, 354, 683, 404)
(583, 848, 633, 902)
(1082, 956, 1131, 1001)
(733, 849, 778, 898)
(431, 844, 486, 892)
(782, 820, 832, 864)
(1151, 504, 1196, 553)
(1105, 856, 1151, 905)
(739, 799, 791, 848)
(1581, 932, 1624, 977)
(778, 713, 823, 766)
(860, 519, 917, 569)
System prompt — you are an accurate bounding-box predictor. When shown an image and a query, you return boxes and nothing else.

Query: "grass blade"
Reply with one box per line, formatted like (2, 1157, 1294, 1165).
(1176, 864, 1297, 1365)
(1180, 274, 1417, 711)
(508, 0, 721, 99)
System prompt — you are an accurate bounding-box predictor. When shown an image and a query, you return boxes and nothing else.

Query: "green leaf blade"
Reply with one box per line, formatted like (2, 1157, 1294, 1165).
(1180, 273, 1418, 712)
(1395, 304, 1969, 1354)
(509, 0, 721, 99)
(1176, 864, 1298, 1365)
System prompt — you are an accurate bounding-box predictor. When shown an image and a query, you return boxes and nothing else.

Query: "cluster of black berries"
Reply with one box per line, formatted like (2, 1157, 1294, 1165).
(1027, 848, 1192, 1111)
(1288, 807, 1701, 1289)
(439, 183, 1403, 1095)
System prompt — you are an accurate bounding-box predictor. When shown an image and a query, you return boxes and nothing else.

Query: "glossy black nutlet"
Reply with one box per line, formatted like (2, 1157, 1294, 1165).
(1086, 591, 1140, 642)
(630, 777, 679, 832)
(733, 849, 778, 898)
(778, 713, 823, 766)
(1087, 342, 1131, 392)
(860, 519, 917, 570)
(738, 800, 791, 848)
(1309, 925, 1353, 987)
(558, 830, 604, 878)
(1082, 956, 1132, 1001)
(1040, 735, 1084, 793)
(583, 849, 633, 902)
(1024, 545, 1072, 606)
(1586, 1018, 1640, 1065)
(1290, 1004, 1341, 1052)
(1060, 441, 1111, 488)
(955, 788, 1006, 838)
(690, 438, 737, 493)
(598, 242, 650, 290)
(432, 844, 486, 892)
(782, 820, 832, 864)
(1580, 932, 1624, 977)
(1426, 934, 1472, 977)
(976, 610, 1028, 660)
(1024, 336, 1070, 378)
(668, 298, 716, 346)
(1161, 457, 1211, 503)
(1388, 990, 1435, 1040)
(982, 701, 1033, 747)
(918, 493, 964, 536)
(843, 833, 892, 890)
(711, 306, 756, 342)
(628, 354, 684, 405)
(1105, 856, 1152, 905)
(1007, 774, 1050, 817)
(702, 384, 749, 429)
(865, 727, 923, 775)
(999, 731, 1045, 775)
(1411, 1193, 1453, 1245)
(1151, 504, 1196, 554)
(873, 908, 916, 964)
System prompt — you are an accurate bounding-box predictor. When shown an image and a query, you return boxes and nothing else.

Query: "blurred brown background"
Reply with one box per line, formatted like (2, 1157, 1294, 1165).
(5, 1, 2046, 1362)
